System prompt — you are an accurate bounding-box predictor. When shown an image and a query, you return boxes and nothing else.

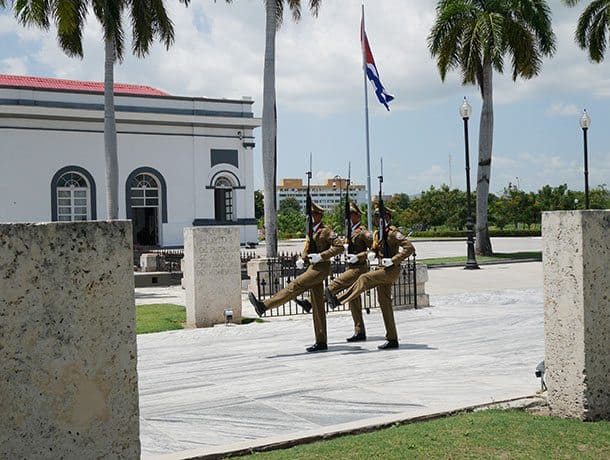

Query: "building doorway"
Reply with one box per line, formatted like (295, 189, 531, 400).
(133, 208, 158, 245)
(130, 173, 161, 246)
(214, 177, 234, 222)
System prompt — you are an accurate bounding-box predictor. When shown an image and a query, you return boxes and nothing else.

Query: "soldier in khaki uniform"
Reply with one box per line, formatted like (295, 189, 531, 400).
(324, 203, 373, 342)
(332, 206, 415, 349)
(248, 202, 344, 352)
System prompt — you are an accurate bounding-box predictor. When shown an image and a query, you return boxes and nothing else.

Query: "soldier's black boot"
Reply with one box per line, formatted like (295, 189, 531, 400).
(248, 292, 266, 317)
(295, 298, 312, 313)
(306, 343, 328, 352)
(346, 333, 366, 342)
(324, 287, 340, 309)
(378, 340, 399, 350)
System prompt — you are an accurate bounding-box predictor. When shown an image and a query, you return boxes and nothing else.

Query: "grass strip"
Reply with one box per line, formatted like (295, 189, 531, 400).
(136, 304, 186, 334)
(136, 304, 265, 334)
(241, 409, 610, 459)
(420, 251, 541, 266)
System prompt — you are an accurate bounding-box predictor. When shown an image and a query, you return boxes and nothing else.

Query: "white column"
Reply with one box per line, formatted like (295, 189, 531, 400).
(542, 210, 610, 420)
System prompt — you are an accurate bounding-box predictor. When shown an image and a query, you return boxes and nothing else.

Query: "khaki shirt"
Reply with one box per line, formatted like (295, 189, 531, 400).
(372, 225, 415, 266)
(303, 223, 344, 261)
(348, 224, 374, 265)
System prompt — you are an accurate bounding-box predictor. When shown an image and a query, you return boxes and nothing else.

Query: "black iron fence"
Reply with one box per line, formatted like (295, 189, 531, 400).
(133, 247, 183, 272)
(133, 247, 259, 280)
(255, 252, 417, 317)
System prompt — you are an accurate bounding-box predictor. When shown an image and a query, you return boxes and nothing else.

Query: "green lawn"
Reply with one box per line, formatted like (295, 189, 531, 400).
(240, 409, 610, 459)
(420, 251, 541, 266)
(136, 304, 186, 334)
(136, 304, 263, 334)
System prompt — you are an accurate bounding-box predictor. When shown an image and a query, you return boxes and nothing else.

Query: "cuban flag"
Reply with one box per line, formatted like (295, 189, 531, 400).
(361, 15, 394, 111)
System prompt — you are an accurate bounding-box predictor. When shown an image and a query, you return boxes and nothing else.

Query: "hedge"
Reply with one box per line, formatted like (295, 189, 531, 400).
(409, 229, 541, 238)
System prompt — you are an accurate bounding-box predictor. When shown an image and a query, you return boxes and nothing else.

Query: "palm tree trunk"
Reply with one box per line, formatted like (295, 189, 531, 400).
(262, 2, 278, 257)
(476, 62, 494, 255)
(104, 38, 119, 220)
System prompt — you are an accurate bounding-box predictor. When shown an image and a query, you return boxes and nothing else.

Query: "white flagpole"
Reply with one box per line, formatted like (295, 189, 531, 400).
(361, 3, 373, 232)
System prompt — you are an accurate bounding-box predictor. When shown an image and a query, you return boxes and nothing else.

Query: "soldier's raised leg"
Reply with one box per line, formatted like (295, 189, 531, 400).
(335, 270, 377, 305)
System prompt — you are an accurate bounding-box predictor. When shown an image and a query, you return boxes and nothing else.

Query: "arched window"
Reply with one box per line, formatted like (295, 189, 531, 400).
(131, 173, 159, 207)
(214, 176, 234, 222)
(51, 167, 96, 221)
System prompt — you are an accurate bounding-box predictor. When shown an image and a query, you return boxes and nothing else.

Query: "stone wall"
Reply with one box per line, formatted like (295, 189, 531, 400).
(542, 210, 610, 420)
(0, 221, 140, 457)
(184, 226, 242, 327)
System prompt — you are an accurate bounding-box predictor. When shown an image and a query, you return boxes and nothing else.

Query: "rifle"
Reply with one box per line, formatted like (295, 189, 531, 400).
(344, 163, 353, 255)
(378, 158, 390, 259)
(304, 154, 317, 255)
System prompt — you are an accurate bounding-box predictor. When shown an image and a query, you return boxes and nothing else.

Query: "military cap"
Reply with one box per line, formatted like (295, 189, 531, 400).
(373, 205, 395, 217)
(311, 201, 325, 214)
(349, 202, 362, 215)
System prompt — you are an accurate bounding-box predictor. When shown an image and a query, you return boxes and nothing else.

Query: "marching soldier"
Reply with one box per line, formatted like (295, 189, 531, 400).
(248, 202, 344, 352)
(328, 206, 415, 349)
(324, 203, 372, 342)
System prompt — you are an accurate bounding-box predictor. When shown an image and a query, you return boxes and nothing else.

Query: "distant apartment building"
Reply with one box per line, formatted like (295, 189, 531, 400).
(277, 178, 367, 211)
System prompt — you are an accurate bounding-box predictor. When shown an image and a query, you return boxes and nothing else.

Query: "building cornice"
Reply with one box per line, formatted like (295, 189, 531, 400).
(0, 83, 255, 105)
(0, 104, 261, 130)
(0, 98, 255, 120)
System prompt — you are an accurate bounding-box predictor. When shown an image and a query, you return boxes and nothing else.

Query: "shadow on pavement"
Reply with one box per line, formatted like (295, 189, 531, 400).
(266, 345, 369, 358)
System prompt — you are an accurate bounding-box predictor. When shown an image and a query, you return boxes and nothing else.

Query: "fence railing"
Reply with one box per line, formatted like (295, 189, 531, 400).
(133, 247, 259, 280)
(256, 252, 417, 317)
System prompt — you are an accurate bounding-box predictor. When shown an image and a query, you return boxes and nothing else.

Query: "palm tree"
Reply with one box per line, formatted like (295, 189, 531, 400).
(12, 0, 190, 220)
(223, 0, 320, 256)
(428, 0, 556, 255)
(563, 0, 610, 62)
(260, 0, 320, 257)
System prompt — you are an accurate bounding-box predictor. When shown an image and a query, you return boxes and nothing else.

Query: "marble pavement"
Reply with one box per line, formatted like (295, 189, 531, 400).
(138, 262, 545, 458)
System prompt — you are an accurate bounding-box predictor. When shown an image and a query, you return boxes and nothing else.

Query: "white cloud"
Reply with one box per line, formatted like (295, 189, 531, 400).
(546, 103, 581, 117)
(489, 149, 604, 193)
(402, 164, 448, 192)
(1, 57, 28, 75)
(6, 2, 610, 115)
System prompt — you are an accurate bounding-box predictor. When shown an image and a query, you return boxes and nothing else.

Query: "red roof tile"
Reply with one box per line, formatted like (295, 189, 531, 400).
(0, 74, 169, 96)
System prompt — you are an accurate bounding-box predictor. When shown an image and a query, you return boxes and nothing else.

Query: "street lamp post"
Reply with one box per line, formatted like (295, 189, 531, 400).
(579, 109, 591, 209)
(460, 97, 480, 270)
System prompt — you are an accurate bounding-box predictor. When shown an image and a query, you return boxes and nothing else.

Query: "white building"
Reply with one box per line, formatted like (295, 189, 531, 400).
(277, 178, 367, 211)
(0, 74, 261, 247)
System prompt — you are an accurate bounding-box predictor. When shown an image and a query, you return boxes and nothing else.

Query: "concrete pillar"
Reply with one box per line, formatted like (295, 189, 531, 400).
(542, 210, 610, 420)
(184, 226, 241, 327)
(0, 221, 140, 458)
(140, 253, 158, 272)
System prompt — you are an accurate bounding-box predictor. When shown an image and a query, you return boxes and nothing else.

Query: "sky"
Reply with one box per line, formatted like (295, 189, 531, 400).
(1, 0, 609, 196)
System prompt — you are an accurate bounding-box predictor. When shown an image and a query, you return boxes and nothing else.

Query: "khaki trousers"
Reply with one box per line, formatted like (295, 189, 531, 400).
(328, 263, 368, 335)
(264, 262, 330, 344)
(336, 266, 400, 341)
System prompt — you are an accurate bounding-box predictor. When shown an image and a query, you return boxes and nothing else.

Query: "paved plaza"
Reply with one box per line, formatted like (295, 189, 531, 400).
(137, 255, 544, 459)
